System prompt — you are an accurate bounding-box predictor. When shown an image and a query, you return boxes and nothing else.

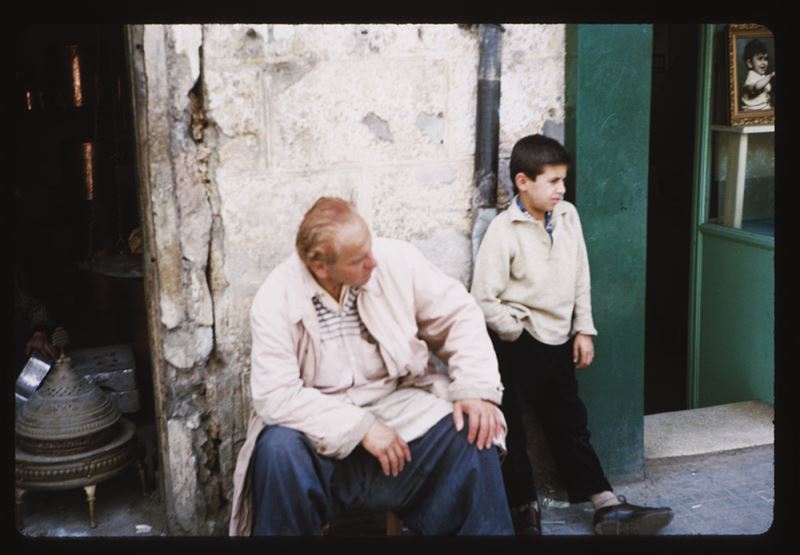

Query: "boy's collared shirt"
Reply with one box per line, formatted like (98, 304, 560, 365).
(471, 195, 597, 346)
(515, 195, 553, 236)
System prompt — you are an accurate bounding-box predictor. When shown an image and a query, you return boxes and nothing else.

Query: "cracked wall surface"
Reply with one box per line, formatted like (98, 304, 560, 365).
(133, 23, 565, 535)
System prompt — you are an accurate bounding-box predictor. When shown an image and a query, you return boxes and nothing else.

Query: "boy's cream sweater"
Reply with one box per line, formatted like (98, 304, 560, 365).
(471, 197, 597, 345)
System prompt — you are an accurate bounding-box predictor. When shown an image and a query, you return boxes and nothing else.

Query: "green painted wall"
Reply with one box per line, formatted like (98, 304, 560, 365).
(565, 25, 652, 480)
(697, 227, 774, 406)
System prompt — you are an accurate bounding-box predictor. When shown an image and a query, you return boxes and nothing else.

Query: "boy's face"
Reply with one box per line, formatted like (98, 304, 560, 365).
(516, 164, 568, 220)
(747, 52, 769, 75)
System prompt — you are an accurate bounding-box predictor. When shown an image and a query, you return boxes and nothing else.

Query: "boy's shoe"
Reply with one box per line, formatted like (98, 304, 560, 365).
(592, 495, 673, 535)
(511, 500, 541, 536)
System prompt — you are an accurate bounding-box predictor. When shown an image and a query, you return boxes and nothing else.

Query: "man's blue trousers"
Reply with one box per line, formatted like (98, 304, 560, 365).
(250, 414, 514, 536)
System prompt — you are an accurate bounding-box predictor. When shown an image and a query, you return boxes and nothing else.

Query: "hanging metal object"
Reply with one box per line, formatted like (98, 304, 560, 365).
(15, 356, 121, 456)
(81, 142, 96, 201)
(65, 44, 84, 107)
(70, 140, 107, 259)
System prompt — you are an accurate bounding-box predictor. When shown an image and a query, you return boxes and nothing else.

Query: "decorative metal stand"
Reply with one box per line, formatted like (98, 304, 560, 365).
(15, 418, 146, 528)
(15, 356, 148, 529)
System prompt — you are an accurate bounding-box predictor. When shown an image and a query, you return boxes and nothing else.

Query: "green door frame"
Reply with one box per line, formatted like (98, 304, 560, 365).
(565, 24, 652, 481)
(686, 24, 715, 408)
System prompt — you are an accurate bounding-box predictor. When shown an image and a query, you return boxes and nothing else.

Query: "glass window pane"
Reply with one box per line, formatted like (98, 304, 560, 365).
(708, 128, 774, 236)
(741, 133, 774, 236)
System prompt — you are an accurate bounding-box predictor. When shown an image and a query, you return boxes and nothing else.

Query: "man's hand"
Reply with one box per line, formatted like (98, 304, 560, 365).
(452, 399, 503, 450)
(26, 330, 57, 360)
(361, 420, 412, 477)
(573, 333, 595, 369)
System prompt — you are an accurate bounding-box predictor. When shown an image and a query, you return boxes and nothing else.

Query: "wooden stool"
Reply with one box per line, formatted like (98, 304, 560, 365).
(386, 512, 403, 535)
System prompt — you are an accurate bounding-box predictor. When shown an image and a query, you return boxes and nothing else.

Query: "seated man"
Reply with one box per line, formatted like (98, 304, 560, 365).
(229, 197, 514, 536)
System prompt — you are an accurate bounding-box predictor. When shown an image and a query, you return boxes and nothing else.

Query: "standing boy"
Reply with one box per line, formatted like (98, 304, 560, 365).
(471, 134, 673, 536)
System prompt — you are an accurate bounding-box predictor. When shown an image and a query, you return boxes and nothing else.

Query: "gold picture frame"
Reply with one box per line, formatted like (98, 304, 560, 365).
(728, 24, 775, 126)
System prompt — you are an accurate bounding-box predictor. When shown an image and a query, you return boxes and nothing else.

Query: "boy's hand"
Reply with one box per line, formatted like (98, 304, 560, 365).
(573, 333, 595, 369)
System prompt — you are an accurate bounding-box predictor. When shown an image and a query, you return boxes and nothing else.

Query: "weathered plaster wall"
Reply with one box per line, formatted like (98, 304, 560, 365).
(133, 23, 565, 534)
(132, 24, 226, 535)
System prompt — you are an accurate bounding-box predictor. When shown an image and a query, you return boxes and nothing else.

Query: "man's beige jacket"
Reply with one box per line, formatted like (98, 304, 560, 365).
(228, 237, 504, 536)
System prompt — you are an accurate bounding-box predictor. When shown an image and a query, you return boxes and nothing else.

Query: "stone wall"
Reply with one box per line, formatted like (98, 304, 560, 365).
(131, 23, 565, 535)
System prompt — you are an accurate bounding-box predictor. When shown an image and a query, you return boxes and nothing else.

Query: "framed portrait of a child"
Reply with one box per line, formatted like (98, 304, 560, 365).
(728, 24, 775, 126)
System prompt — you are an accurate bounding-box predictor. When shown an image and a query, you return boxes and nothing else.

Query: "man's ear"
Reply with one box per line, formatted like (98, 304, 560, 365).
(309, 260, 327, 280)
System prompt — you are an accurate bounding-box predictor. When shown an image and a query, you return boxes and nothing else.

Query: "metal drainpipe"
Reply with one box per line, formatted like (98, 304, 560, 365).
(471, 23, 504, 266)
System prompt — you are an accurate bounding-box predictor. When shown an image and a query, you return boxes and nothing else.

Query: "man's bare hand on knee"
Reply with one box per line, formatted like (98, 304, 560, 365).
(452, 399, 503, 451)
(361, 420, 412, 477)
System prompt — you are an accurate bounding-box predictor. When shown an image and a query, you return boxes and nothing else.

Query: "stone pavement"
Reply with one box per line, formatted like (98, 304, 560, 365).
(539, 444, 775, 536)
(334, 444, 777, 538)
(14, 444, 775, 539)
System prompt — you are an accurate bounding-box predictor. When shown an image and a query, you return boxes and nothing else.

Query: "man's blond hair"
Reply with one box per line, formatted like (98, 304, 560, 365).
(295, 197, 362, 265)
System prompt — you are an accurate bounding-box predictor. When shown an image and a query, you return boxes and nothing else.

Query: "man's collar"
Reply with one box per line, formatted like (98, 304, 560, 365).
(297, 256, 322, 300)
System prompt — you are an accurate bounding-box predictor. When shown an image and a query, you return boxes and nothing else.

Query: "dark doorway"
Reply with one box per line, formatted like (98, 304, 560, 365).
(644, 24, 699, 414)
(13, 24, 159, 497)
(8, 24, 168, 536)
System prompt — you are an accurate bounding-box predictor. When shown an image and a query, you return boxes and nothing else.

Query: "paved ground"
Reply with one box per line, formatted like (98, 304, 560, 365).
(14, 443, 776, 539)
(14, 460, 167, 538)
(542, 444, 775, 536)
(333, 444, 778, 539)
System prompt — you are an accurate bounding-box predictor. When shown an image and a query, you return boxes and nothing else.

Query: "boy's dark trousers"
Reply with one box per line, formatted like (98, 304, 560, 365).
(489, 328, 612, 508)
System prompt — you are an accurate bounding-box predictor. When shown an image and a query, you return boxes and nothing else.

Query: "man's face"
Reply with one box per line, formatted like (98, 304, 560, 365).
(516, 163, 568, 220)
(747, 53, 769, 75)
(319, 220, 377, 288)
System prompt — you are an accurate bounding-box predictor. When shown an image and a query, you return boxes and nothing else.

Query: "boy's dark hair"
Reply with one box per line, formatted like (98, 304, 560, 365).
(743, 39, 768, 64)
(509, 134, 572, 194)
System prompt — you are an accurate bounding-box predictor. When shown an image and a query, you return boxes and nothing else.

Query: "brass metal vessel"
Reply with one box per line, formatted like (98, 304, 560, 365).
(16, 356, 121, 456)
